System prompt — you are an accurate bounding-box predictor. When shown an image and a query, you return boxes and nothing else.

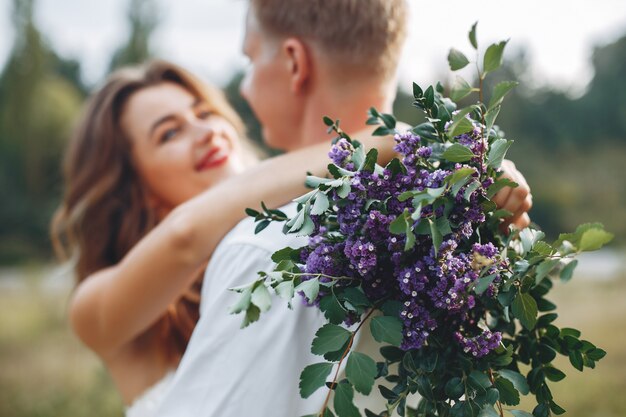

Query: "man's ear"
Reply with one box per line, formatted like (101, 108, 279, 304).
(283, 37, 311, 94)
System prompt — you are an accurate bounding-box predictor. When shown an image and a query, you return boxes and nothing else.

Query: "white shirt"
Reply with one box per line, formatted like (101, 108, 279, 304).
(156, 203, 329, 416)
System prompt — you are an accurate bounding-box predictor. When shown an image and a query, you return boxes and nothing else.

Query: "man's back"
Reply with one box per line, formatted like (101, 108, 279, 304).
(157, 203, 329, 416)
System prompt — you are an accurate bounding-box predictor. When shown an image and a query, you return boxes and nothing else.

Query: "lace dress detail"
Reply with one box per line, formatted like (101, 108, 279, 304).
(126, 371, 175, 417)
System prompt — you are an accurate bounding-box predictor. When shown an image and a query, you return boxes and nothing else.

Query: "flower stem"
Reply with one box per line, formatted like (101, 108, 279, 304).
(318, 308, 378, 416)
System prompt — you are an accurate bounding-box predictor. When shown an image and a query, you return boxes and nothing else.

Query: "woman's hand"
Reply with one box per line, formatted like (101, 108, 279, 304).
(493, 159, 533, 230)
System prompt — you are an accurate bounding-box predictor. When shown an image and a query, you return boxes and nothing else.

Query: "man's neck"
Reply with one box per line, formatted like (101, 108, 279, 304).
(290, 80, 395, 151)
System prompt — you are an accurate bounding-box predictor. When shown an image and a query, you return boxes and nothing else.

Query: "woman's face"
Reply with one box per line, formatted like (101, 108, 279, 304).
(121, 82, 246, 214)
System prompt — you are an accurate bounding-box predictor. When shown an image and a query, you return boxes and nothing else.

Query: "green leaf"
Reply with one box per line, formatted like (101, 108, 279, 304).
(255, 220, 270, 234)
(334, 382, 360, 417)
(498, 370, 529, 395)
(543, 366, 566, 382)
(323, 116, 334, 126)
(229, 285, 253, 314)
(370, 316, 403, 346)
(448, 48, 470, 71)
(535, 259, 559, 284)
(445, 377, 465, 399)
(486, 177, 518, 199)
(424, 85, 435, 108)
(487, 138, 513, 169)
(474, 274, 497, 295)
(469, 370, 493, 390)
(559, 260, 578, 283)
(512, 292, 538, 330)
(362, 148, 379, 172)
(569, 350, 584, 371)
(448, 117, 475, 139)
(319, 295, 347, 324)
(299, 362, 333, 398)
(311, 324, 352, 356)
(241, 304, 261, 327)
(494, 377, 520, 406)
(296, 278, 320, 303)
(488, 81, 519, 110)
(245, 207, 260, 217)
(346, 352, 377, 395)
(413, 82, 423, 98)
(587, 348, 607, 361)
(311, 192, 330, 215)
(442, 144, 475, 162)
(251, 284, 272, 312)
(389, 210, 409, 234)
(429, 218, 443, 257)
(272, 246, 301, 263)
(579, 228, 614, 251)
(451, 76, 474, 101)
(483, 40, 508, 74)
(275, 280, 295, 302)
(469, 22, 478, 49)
(484, 104, 501, 135)
(550, 401, 566, 415)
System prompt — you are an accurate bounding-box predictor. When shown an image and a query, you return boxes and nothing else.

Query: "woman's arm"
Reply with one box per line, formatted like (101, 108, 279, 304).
(70, 135, 395, 357)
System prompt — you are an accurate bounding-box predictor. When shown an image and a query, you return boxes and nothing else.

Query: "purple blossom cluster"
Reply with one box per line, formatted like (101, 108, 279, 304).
(300, 129, 504, 357)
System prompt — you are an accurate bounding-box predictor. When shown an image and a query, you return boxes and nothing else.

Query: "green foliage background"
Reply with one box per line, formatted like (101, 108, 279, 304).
(0, 0, 624, 416)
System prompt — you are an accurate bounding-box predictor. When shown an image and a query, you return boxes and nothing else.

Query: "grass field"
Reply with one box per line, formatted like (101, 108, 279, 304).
(0, 264, 624, 417)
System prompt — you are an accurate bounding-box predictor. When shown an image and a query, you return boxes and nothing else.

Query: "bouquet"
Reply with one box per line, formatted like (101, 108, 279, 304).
(232, 24, 613, 417)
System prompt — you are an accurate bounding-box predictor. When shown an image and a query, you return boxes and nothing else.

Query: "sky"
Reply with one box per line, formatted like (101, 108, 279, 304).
(1, 0, 626, 96)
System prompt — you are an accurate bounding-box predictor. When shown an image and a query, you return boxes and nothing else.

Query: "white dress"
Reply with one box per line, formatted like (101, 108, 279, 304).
(126, 371, 175, 417)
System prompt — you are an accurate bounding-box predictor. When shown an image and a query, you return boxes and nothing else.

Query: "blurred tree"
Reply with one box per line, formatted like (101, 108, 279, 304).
(0, 0, 84, 263)
(108, 0, 159, 72)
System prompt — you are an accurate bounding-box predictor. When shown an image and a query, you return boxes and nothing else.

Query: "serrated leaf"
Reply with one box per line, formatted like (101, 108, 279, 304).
(370, 316, 403, 346)
(469, 22, 478, 49)
(319, 294, 347, 324)
(442, 144, 475, 162)
(241, 304, 261, 327)
(312, 324, 352, 356)
(251, 284, 272, 312)
(300, 362, 334, 398)
(483, 40, 508, 74)
(275, 280, 295, 302)
(512, 292, 538, 330)
(488, 81, 519, 110)
(334, 381, 360, 417)
(494, 377, 520, 406)
(346, 351, 377, 395)
(579, 228, 614, 251)
(229, 285, 253, 314)
(451, 76, 474, 101)
(296, 278, 320, 303)
(487, 138, 513, 169)
(498, 370, 529, 395)
(448, 48, 470, 70)
(311, 192, 330, 215)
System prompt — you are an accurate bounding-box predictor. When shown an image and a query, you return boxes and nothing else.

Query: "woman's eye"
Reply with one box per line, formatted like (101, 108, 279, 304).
(160, 127, 179, 143)
(197, 109, 213, 119)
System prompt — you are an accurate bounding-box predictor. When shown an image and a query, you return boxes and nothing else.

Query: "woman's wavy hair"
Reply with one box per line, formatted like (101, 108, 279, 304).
(51, 60, 245, 361)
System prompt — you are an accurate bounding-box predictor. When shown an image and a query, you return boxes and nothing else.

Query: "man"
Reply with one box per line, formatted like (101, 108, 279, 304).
(157, 1, 531, 415)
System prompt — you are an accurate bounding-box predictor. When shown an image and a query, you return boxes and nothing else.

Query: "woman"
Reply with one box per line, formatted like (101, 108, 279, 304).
(51, 60, 397, 415)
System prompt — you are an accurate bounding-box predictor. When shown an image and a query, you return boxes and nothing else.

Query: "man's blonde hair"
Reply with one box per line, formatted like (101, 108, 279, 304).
(250, 0, 408, 81)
